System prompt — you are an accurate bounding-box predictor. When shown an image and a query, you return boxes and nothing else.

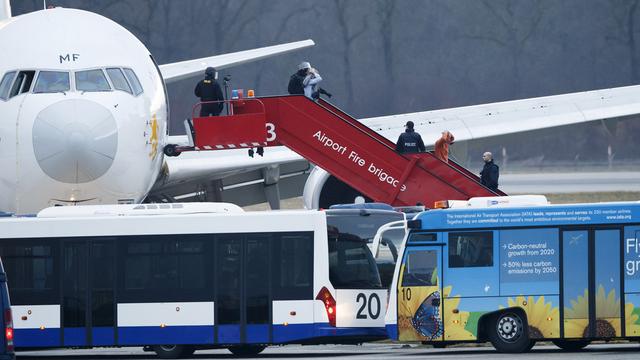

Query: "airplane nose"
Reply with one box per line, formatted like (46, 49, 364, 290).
(32, 99, 118, 184)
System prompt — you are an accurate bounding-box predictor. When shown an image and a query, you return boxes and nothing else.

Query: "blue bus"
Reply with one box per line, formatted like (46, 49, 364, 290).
(386, 197, 640, 352)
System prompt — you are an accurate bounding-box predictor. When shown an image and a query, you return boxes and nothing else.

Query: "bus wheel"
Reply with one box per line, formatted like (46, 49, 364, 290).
(228, 345, 266, 356)
(488, 311, 530, 353)
(552, 340, 590, 351)
(152, 345, 195, 359)
(525, 340, 536, 351)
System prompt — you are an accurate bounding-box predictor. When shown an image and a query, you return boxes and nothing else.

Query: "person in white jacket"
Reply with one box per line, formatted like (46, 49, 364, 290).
(303, 67, 322, 100)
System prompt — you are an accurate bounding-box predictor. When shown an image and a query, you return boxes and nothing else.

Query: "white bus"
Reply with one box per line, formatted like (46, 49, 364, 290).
(0, 203, 386, 358)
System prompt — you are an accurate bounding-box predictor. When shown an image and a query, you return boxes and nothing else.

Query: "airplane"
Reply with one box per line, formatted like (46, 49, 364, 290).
(2, 3, 640, 214)
(0, 4, 312, 214)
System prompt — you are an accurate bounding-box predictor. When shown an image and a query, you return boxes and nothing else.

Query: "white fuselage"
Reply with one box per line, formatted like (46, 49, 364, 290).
(0, 8, 167, 214)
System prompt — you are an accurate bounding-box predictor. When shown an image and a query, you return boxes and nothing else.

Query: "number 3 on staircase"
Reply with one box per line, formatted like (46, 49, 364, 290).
(266, 122, 276, 142)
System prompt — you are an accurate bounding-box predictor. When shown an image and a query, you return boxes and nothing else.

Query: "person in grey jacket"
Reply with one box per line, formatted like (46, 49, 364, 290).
(303, 66, 323, 100)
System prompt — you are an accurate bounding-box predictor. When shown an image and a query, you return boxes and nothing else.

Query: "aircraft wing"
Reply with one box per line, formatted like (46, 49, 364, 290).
(149, 140, 306, 205)
(361, 84, 640, 144)
(160, 39, 315, 84)
(158, 140, 302, 186)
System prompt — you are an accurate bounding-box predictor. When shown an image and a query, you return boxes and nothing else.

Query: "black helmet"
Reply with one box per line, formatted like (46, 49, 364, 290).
(205, 67, 216, 77)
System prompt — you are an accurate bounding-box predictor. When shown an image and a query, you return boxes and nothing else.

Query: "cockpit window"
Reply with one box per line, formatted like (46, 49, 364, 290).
(10, 71, 36, 98)
(123, 68, 143, 96)
(33, 71, 70, 93)
(0, 71, 16, 100)
(75, 69, 111, 92)
(106, 68, 132, 94)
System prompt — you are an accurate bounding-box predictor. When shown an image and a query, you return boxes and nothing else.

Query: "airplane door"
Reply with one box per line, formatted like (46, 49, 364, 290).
(62, 239, 116, 346)
(397, 245, 443, 342)
(561, 228, 622, 339)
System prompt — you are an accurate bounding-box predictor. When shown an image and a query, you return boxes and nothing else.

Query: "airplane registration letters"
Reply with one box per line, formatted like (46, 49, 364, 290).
(59, 53, 80, 63)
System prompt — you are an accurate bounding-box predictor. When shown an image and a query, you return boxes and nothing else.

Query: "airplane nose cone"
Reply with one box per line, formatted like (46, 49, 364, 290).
(32, 99, 118, 184)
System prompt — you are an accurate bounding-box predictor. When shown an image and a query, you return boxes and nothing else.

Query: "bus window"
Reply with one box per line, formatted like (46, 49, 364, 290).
(121, 235, 209, 302)
(401, 250, 437, 286)
(75, 69, 111, 92)
(0, 241, 57, 305)
(246, 234, 270, 324)
(90, 240, 115, 327)
(408, 233, 437, 243)
(123, 68, 143, 96)
(0, 71, 16, 100)
(329, 233, 382, 289)
(106, 68, 132, 94)
(9, 71, 35, 98)
(33, 71, 70, 93)
(217, 236, 241, 325)
(272, 233, 314, 299)
(326, 211, 403, 244)
(448, 232, 493, 268)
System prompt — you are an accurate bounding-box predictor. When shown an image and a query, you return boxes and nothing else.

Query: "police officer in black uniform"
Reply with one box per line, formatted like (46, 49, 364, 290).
(195, 67, 224, 117)
(288, 61, 309, 95)
(480, 151, 500, 191)
(395, 121, 426, 153)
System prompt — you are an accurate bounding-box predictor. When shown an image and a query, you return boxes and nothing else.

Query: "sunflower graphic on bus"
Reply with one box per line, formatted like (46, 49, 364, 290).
(565, 286, 640, 338)
(502, 295, 559, 339)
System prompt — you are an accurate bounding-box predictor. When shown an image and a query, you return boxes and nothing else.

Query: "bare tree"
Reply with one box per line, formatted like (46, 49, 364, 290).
(252, 1, 321, 91)
(461, 0, 547, 97)
(375, 0, 396, 108)
(605, 0, 640, 82)
(332, 0, 368, 109)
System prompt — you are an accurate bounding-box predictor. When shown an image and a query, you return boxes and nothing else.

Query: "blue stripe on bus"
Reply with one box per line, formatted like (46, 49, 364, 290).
(273, 323, 386, 343)
(92, 327, 115, 346)
(312, 323, 387, 338)
(118, 325, 214, 345)
(385, 324, 398, 340)
(217, 325, 240, 344)
(16, 323, 386, 348)
(272, 323, 315, 343)
(63, 327, 87, 346)
(14, 328, 61, 347)
(246, 324, 270, 343)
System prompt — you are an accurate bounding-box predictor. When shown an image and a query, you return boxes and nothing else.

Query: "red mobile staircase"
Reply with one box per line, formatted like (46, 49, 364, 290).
(169, 95, 505, 207)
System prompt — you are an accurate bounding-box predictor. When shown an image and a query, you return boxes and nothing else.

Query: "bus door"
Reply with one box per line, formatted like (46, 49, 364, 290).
(61, 239, 116, 347)
(397, 241, 444, 342)
(216, 235, 271, 344)
(561, 228, 622, 339)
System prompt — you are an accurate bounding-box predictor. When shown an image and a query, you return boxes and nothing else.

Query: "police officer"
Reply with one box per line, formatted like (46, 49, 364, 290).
(195, 67, 224, 117)
(395, 121, 426, 154)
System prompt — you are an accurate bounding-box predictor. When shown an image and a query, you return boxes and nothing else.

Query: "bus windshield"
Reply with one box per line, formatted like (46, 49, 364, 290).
(327, 210, 404, 289)
(326, 212, 403, 244)
(328, 231, 382, 289)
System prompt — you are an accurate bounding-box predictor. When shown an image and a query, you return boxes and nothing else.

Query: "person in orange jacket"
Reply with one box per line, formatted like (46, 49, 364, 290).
(434, 130, 455, 162)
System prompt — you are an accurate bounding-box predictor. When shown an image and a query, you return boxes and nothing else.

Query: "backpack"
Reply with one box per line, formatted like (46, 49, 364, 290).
(288, 73, 304, 95)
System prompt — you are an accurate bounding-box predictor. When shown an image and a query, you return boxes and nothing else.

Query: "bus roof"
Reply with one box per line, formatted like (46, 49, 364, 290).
(416, 201, 640, 230)
(0, 208, 326, 239)
(36, 202, 244, 218)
